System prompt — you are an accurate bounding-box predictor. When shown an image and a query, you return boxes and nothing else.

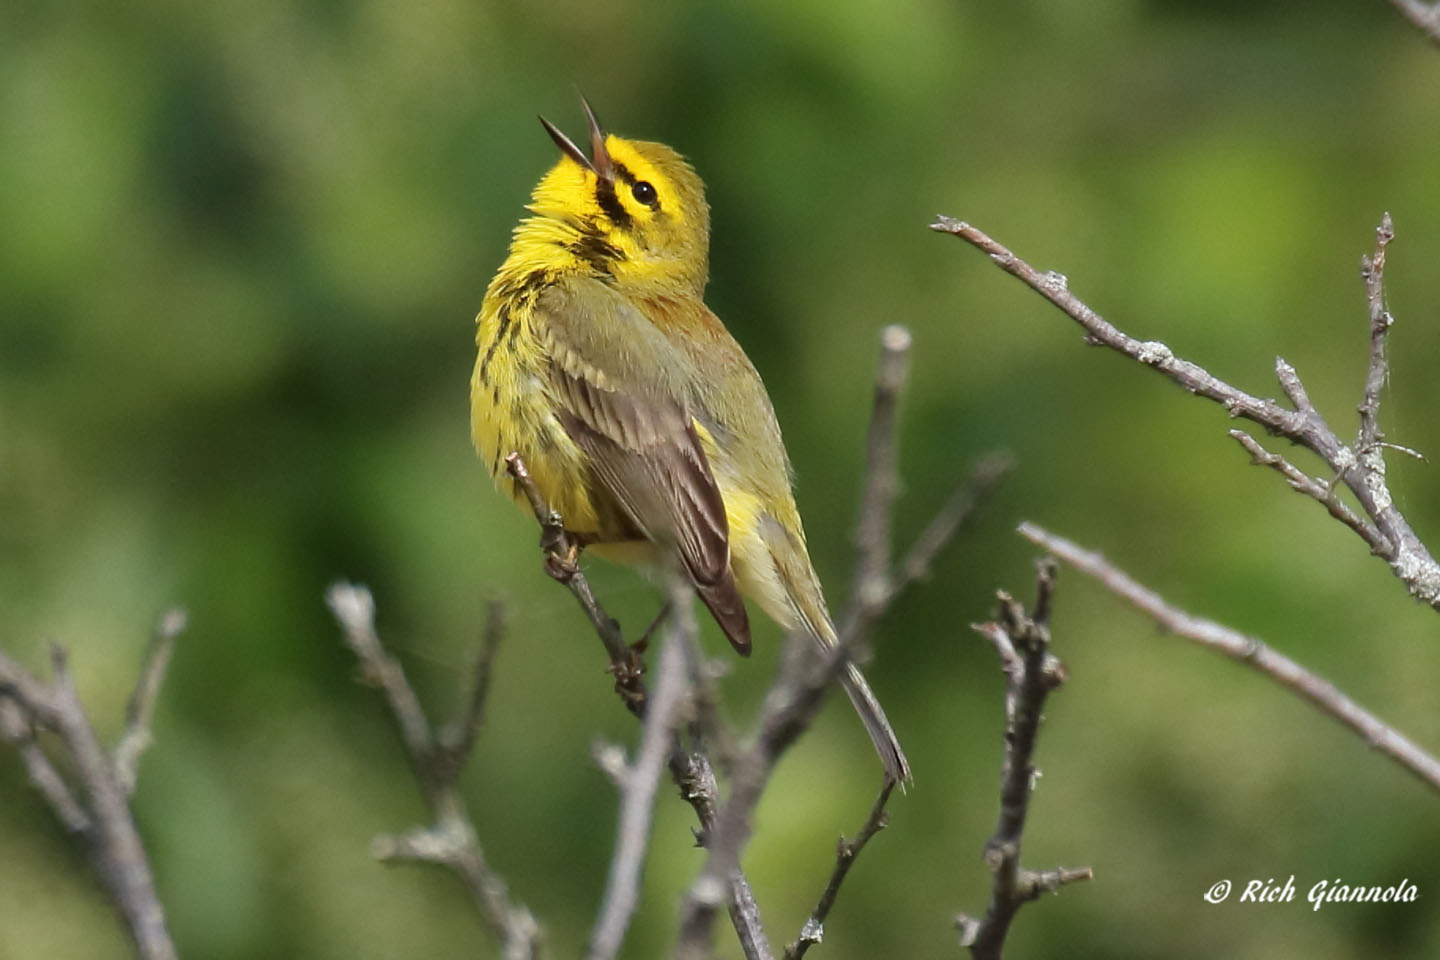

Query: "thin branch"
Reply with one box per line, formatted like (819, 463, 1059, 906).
(1019, 522, 1440, 795)
(891, 452, 1013, 601)
(1228, 430, 1388, 554)
(676, 634, 845, 960)
(676, 327, 1010, 957)
(783, 781, 895, 960)
(326, 583, 544, 959)
(1388, 0, 1440, 46)
(113, 609, 186, 796)
(676, 323, 923, 953)
(1357, 213, 1395, 452)
(0, 693, 91, 831)
(957, 562, 1092, 959)
(840, 324, 913, 644)
(839, 331, 1014, 638)
(439, 600, 504, 771)
(0, 637, 180, 960)
(932, 214, 1440, 612)
(586, 593, 692, 960)
(501, 458, 773, 960)
(508, 324, 1006, 959)
(505, 453, 645, 713)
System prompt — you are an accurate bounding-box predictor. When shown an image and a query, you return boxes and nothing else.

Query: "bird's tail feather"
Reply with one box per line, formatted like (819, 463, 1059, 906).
(840, 660, 912, 786)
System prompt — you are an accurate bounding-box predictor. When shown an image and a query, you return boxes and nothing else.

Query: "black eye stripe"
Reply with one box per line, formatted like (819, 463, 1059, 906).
(593, 179, 631, 226)
(612, 162, 660, 210)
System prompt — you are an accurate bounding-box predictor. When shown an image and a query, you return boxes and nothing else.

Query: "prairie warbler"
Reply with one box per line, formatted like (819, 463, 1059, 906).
(471, 102, 909, 784)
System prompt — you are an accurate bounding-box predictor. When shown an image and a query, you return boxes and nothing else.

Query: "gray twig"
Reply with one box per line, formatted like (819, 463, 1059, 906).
(932, 214, 1440, 612)
(0, 612, 186, 960)
(1019, 522, 1440, 795)
(1357, 213, 1395, 452)
(783, 781, 895, 960)
(840, 324, 913, 645)
(676, 634, 843, 960)
(586, 585, 693, 960)
(1228, 430, 1387, 554)
(678, 327, 1008, 958)
(675, 326, 920, 959)
(0, 696, 91, 832)
(956, 561, 1092, 959)
(838, 335, 1014, 641)
(892, 453, 1013, 600)
(1388, 0, 1440, 46)
(505, 453, 646, 714)
(326, 584, 544, 959)
(502, 456, 772, 960)
(113, 609, 186, 796)
(439, 601, 504, 770)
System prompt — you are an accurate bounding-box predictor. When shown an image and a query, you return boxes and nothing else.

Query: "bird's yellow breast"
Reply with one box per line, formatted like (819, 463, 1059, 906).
(471, 266, 611, 536)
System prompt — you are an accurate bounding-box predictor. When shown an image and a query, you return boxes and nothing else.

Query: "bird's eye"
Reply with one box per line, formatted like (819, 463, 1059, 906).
(631, 180, 658, 207)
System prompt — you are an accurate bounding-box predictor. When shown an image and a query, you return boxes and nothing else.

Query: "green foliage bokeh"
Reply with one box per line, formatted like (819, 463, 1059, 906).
(3, 1, 1440, 957)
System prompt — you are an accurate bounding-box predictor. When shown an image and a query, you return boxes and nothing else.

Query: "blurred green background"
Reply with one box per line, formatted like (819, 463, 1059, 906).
(5, 0, 1440, 957)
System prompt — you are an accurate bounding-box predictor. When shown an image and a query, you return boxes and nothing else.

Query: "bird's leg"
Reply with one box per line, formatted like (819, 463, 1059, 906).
(631, 599, 673, 657)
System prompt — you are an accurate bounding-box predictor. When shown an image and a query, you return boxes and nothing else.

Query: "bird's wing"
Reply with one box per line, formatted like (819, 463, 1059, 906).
(534, 278, 751, 653)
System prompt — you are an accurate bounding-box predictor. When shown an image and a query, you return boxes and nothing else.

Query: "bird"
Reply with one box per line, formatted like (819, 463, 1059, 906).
(470, 100, 910, 784)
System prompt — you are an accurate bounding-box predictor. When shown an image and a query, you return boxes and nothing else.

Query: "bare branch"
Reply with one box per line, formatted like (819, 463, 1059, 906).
(783, 781, 895, 960)
(932, 214, 1440, 612)
(326, 583, 544, 959)
(0, 694, 91, 832)
(1019, 522, 1440, 795)
(500, 462, 773, 960)
(958, 561, 1091, 958)
(0, 640, 179, 960)
(438, 600, 504, 771)
(892, 452, 1013, 600)
(840, 324, 913, 644)
(508, 323, 1006, 958)
(675, 326, 1010, 956)
(113, 609, 186, 796)
(1388, 0, 1440, 46)
(676, 634, 844, 960)
(1229, 430, 1388, 554)
(587, 594, 692, 960)
(505, 453, 645, 713)
(1357, 213, 1395, 452)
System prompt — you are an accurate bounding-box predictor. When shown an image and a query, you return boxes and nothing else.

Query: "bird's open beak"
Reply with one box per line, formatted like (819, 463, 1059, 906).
(539, 97, 613, 182)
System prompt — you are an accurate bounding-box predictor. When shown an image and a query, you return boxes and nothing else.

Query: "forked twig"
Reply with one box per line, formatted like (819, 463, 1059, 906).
(326, 584, 544, 958)
(932, 214, 1440, 611)
(956, 563, 1092, 958)
(783, 781, 895, 959)
(1019, 523, 1440, 795)
(586, 584, 694, 960)
(0, 610, 187, 960)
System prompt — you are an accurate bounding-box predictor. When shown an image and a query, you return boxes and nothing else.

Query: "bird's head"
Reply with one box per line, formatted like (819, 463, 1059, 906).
(527, 100, 711, 295)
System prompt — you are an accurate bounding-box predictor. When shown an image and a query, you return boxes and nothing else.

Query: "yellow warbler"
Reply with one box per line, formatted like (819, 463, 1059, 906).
(471, 101, 909, 784)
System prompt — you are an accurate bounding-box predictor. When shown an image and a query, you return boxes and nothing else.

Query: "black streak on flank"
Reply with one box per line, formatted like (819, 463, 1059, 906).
(518, 267, 549, 297)
(478, 305, 511, 381)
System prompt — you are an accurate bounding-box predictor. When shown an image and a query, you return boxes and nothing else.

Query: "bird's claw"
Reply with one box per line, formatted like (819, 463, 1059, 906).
(542, 542, 581, 582)
(609, 647, 648, 705)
